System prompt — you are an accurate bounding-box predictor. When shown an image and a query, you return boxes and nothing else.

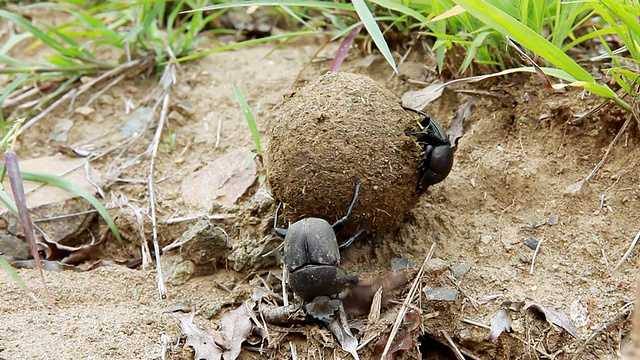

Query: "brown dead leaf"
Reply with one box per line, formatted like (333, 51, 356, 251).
(181, 148, 257, 210)
(374, 311, 421, 360)
(522, 301, 578, 338)
(447, 97, 476, 148)
(401, 82, 444, 111)
(178, 316, 223, 360)
(489, 309, 512, 341)
(219, 301, 254, 360)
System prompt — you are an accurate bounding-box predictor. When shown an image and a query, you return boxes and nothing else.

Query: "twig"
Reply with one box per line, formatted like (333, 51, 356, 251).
(380, 242, 436, 359)
(215, 116, 222, 148)
(585, 114, 631, 182)
(462, 318, 490, 330)
(441, 330, 465, 360)
(19, 87, 77, 136)
(158, 213, 235, 225)
(571, 302, 633, 359)
(148, 92, 171, 298)
(613, 230, 640, 271)
(530, 237, 545, 275)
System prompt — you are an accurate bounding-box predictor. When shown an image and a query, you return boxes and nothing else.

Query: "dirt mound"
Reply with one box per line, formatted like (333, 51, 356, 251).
(267, 72, 421, 235)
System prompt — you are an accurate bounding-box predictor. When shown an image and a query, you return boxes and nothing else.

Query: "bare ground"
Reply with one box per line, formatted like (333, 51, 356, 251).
(1, 37, 639, 360)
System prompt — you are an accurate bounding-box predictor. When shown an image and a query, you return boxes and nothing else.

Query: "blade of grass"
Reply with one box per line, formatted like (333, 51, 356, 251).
(232, 83, 263, 162)
(352, 0, 397, 73)
(20, 171, 122, 243)
(451, 0, 594, 83)
(4, 152, 56, 311)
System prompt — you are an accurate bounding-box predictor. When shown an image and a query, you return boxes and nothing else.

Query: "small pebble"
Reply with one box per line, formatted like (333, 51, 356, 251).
(524, 237, 539, 250)
(424, 287, 458, 301)
(450, 262, 472, 281)
(547, 214, 559, 226)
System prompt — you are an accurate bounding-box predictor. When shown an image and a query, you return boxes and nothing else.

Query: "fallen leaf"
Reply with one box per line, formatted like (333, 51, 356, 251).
(325, 302, 360, 360)
(305, 296, 342, 323)
(489, 309, 512, 341)
(401, 82, 444, 111)
(178, 316, 223, 360)
(374, 311, 421, 360)
(447, 97, 476, 148)
(219, 301, 254, 360)
(522, 301, 578, 338)
(181, 148, 257, 210)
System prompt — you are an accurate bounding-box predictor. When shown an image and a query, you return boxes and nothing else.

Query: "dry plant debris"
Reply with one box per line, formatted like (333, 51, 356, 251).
(178, 300, 257, 360)
(489, 309, 513, 341)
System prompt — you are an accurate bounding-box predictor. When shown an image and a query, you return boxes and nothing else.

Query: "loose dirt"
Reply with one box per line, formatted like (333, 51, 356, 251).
(1, 36, 639, 360)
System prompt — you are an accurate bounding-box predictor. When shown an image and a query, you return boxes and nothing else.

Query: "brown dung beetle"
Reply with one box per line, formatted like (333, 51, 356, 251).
(274, 181, 365, 301)
(404, 107, 454, 192)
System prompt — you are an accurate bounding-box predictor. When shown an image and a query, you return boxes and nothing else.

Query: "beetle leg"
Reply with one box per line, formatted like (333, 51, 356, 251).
(273, 202, 288, 238)
(332, 180, 361, 233)
(338, 222, 367, 250)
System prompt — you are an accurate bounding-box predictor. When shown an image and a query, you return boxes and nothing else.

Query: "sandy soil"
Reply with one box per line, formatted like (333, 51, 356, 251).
(1, 34, 639, 360)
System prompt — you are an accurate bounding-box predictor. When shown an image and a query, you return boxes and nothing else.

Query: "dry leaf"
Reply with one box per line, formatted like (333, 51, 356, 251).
(374, 311, 421, 360)
(523, 301, 578, 338)
(181, 148, 257, 210)
(489, 309, 512, 341)
(178, 316, 223, 360)
(325, 302, 360, 360)
(219, 301, 254, 360)
(401, 83, 444, 111)
(447, 97, 476, 147)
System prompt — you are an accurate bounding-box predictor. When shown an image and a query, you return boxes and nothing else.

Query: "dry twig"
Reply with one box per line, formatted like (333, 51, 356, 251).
(614, 230, 640, 271)
(530, 237, 545, 274)
(379, 243, 436, 359)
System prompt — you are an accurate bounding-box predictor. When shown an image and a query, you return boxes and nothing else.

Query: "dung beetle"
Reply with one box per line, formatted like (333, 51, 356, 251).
(274, 181, 365, 301)
(404, 107, 454, 192)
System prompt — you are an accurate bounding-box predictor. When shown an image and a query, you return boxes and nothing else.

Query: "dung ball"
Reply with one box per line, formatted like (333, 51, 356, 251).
(267, 72, 422, 235)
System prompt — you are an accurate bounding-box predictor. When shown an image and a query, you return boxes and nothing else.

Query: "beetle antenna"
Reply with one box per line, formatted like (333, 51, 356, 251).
(273, 202, 288, 238)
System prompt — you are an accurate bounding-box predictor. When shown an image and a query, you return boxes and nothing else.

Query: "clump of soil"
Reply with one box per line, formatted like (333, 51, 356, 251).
(267, 71, 421, 234)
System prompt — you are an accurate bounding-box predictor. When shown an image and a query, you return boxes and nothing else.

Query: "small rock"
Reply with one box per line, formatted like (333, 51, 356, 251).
(0, 234, 30, 259)
(449, 262, 471, 281)
(48, 118, 74, 142)
(167, 299, 192, 313)
(74, 106, 95, 116)
(425, 258, 448, 274)
(168, 110, 187, 126)
(524, 237, 539, 250)
(480, 234, 493, 244)
(424, 287, 458, 301)
(169, 260, 196, 286)
(179, 219, 230, 266)
(547, 214, 559, 226)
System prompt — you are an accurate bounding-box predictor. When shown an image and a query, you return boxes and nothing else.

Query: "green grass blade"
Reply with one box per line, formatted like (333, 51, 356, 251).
(232, 83, 262, 158)
(20, 171, 122, 243)
(0, 255, 34, 297)
(353, 0, 397, 73)
(369, 0, 428, 23)
(451, 0, 594, 82)
(193, 1, 354, 12)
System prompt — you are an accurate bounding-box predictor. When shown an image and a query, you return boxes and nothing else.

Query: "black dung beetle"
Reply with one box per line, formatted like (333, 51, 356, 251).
(404, 107, 454, 192)
(274, 181, 365, 301)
